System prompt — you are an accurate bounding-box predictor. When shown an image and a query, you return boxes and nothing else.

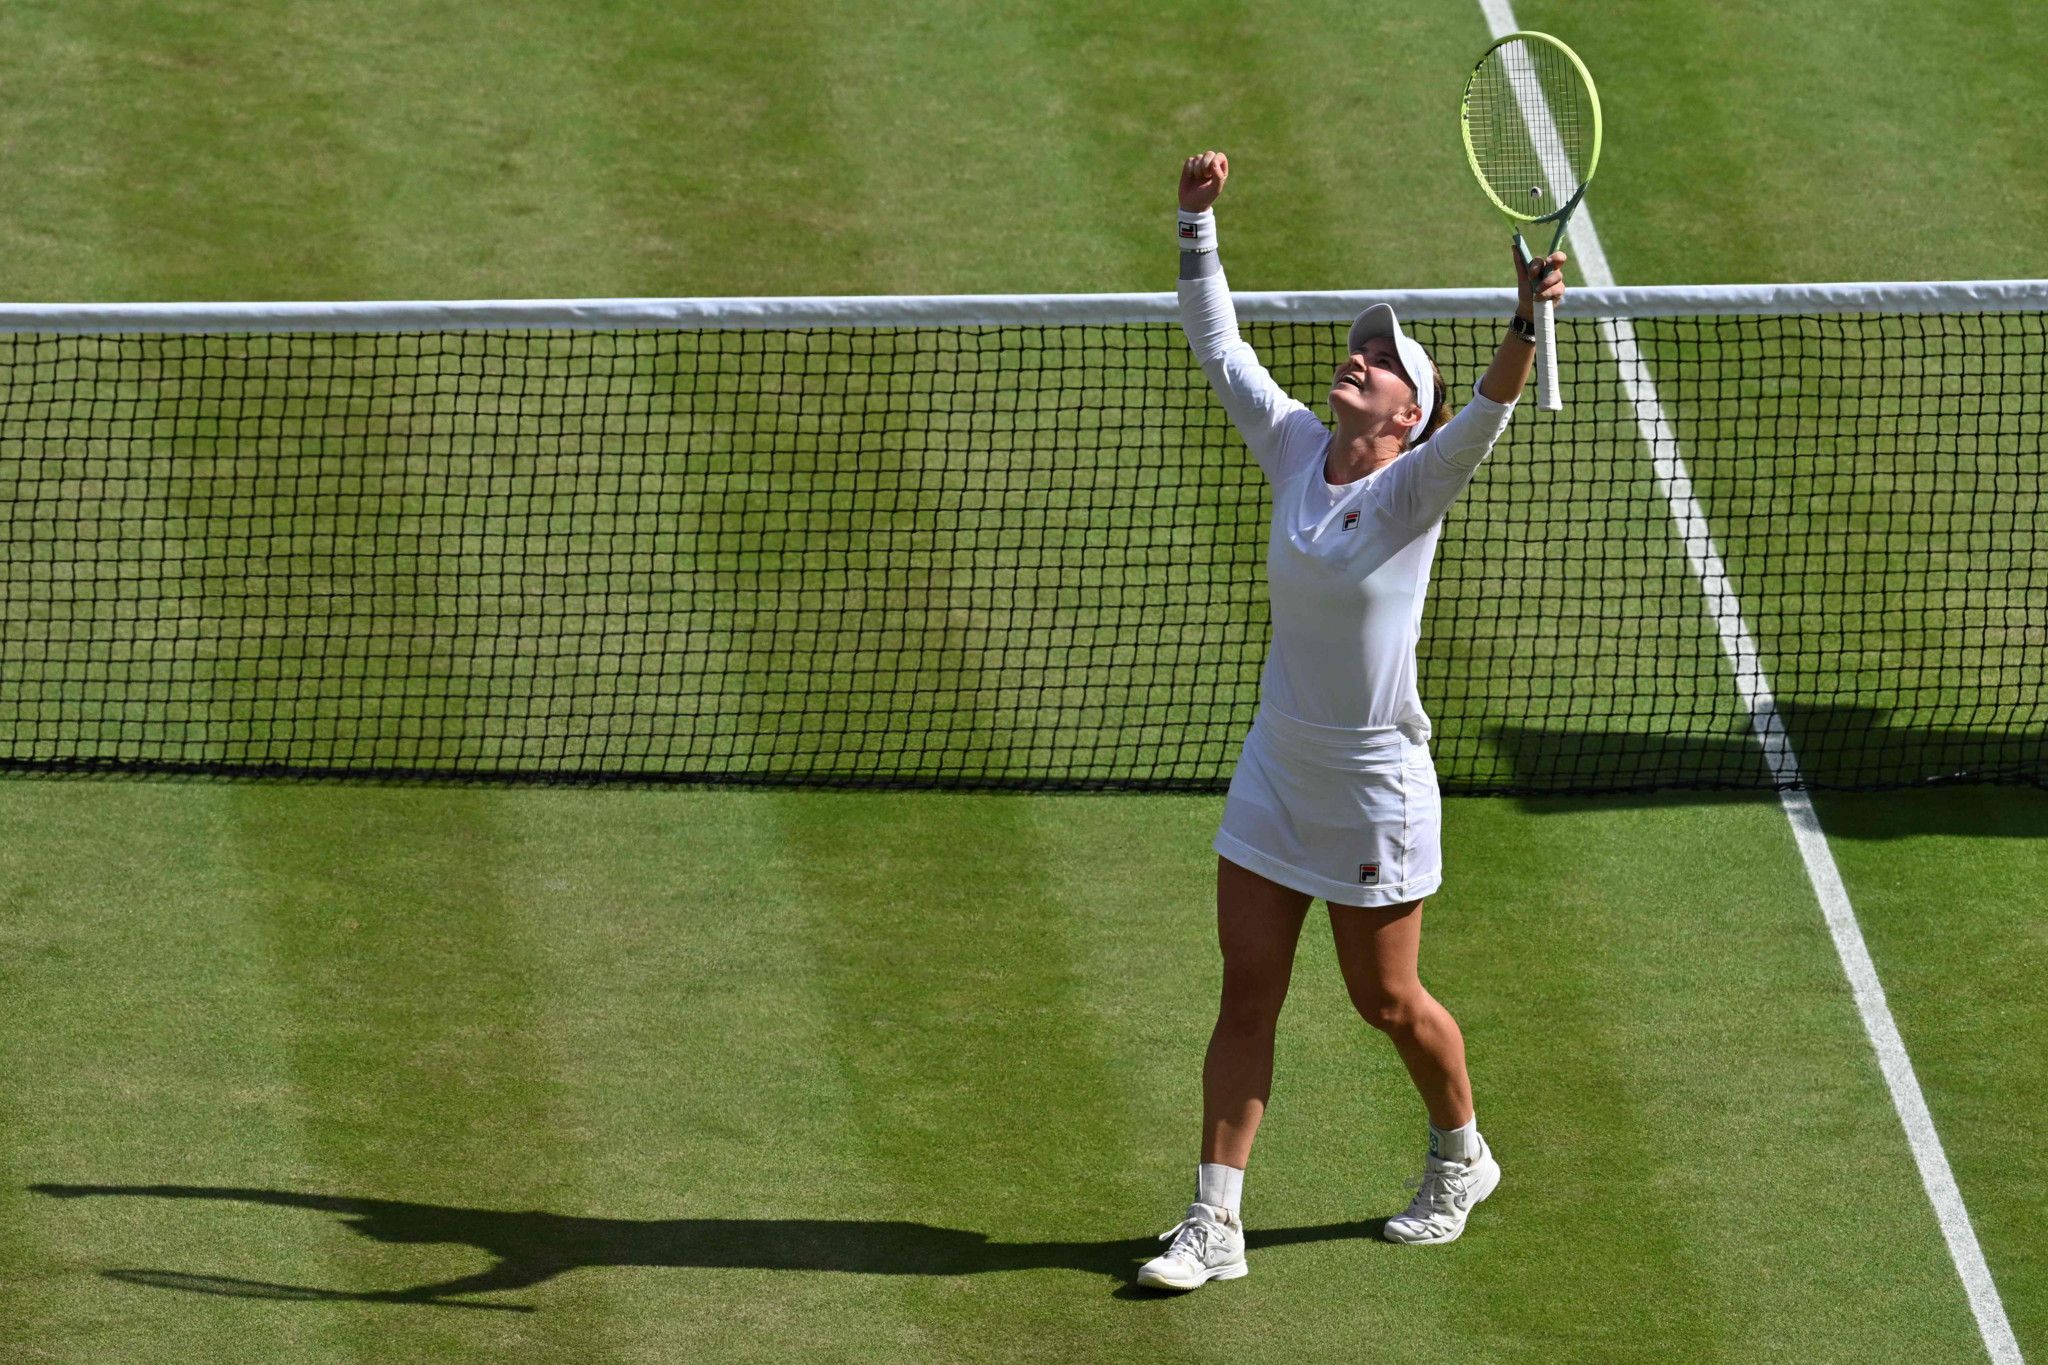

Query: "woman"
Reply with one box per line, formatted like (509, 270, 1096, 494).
(1137, 150, 1567, 1292)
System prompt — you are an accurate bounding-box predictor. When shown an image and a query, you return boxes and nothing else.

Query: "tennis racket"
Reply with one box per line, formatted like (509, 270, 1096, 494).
(1460, 31, 1602, 411)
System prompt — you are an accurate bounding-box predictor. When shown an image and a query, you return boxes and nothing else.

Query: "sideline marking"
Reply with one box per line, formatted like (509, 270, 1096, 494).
(1474, 3, 2021, 1359)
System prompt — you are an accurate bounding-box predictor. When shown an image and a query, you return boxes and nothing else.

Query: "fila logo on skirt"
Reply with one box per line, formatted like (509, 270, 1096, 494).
(1359, 863, 1380, 885)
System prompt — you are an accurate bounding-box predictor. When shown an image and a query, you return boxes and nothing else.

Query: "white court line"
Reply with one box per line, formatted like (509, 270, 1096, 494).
(1475, 3, 2022, 1360)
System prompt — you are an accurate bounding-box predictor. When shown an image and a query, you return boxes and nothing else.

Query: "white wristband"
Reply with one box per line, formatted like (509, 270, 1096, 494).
(1177, 209, 1216, 251)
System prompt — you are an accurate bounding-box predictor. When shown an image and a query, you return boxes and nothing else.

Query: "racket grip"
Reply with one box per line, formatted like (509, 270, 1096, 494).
(1535, 295, 1562, 411)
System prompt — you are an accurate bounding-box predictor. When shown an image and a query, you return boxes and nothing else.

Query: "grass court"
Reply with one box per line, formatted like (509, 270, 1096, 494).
(2, 1, 2043, 1360)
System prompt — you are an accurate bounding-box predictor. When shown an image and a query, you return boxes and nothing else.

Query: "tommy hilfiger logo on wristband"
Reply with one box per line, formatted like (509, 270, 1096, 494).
(1359, 863, 1380, 885)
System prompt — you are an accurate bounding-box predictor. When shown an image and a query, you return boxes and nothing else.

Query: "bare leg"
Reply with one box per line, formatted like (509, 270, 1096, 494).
(1327, 900, 1473, 1131)
(1201, 857, 1313, 1168)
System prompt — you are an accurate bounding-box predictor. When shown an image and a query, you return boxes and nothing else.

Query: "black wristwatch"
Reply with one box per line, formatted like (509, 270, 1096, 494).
(1507, 313, 1536, 342)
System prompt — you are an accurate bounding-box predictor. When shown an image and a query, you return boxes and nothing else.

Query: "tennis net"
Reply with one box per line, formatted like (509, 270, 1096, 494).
(1, 282, 2041, 792)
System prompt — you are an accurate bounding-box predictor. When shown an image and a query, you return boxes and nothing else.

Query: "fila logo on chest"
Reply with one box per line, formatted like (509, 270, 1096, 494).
(1342, 510, 1360, 531)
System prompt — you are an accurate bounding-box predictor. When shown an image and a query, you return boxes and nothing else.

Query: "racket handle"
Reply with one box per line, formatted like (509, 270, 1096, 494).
(1534, 295, 1562, 411)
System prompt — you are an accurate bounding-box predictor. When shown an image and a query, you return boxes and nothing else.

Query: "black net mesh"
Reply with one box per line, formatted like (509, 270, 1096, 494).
(0, 311, 2040, 791)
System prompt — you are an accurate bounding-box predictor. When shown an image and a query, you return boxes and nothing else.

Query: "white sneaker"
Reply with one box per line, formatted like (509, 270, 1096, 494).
(1382, 1140, 1501, 1245)
(1136, 1201, 1248, 1290)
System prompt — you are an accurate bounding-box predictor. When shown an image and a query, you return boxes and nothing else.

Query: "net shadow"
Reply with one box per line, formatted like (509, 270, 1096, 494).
(1486, 701, 2046, 812)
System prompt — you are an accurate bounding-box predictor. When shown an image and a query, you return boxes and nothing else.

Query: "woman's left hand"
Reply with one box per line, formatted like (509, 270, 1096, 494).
(1514, 248, 1568, 316)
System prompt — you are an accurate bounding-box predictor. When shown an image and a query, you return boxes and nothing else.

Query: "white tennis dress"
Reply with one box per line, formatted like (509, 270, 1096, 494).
(1180, 261, 1517, 906)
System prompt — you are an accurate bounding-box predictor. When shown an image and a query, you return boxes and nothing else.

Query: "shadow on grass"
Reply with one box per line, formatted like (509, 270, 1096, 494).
(1495, 774, 2048, 839)
(29, 1183, 1389, 1311)
(1484, 704, 2043, 831)
(1493, 718, 2045, 794)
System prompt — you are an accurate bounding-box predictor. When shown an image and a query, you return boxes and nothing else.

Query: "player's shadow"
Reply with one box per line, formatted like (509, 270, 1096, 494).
(29, 1184, 1389, 1310)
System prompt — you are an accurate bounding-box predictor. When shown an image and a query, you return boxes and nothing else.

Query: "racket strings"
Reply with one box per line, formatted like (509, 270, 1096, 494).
(1467, 39, 1594, 209)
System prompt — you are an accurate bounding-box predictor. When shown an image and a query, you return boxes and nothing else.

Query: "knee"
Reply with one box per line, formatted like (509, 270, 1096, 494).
(1352, 990, 1421, 1037)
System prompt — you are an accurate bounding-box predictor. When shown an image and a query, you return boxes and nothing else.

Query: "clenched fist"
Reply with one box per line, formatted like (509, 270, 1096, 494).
(1180, 151, 1229, 213)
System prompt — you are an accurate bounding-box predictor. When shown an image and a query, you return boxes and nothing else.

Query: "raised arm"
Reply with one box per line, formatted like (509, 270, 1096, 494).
(1477, 247, 1569, 404)
(1176, 151, 1315, 481)
(1371, 249, 1571, 529)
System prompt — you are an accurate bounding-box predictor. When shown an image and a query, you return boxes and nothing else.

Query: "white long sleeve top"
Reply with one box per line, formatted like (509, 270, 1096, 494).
(1179, 253, 1516, 739)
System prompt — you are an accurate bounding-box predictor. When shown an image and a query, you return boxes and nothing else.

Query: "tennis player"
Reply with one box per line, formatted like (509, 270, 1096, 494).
(1138, 150, 1567, 1292)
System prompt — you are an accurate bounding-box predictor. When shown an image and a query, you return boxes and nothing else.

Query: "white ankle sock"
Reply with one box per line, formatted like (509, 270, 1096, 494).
(1430, 1117, 1481, 1163)
(1196, 1162, 1243, 1217)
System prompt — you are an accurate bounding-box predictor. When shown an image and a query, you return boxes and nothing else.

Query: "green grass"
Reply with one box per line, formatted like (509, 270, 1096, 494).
(2, 783, 2027, 1361)
(1520, 0, 2048, 285)
(3, 0, 2046, 300)
(1, 0, 2043, 1360)
(1811, 789, 2048, 1355)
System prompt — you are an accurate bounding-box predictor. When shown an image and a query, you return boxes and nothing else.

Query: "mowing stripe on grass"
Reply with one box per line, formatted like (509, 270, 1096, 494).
(761, 790, 1182, 1362)
(232, 789, 625, 1350)
(1477, 2, 2021, 1359)
(2, 786, 356, 1365)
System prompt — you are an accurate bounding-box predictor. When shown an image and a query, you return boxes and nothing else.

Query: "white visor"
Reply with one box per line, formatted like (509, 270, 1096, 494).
(1347, 304, 1436, 447)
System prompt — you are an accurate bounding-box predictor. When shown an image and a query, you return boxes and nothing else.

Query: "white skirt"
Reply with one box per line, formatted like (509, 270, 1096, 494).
(1213, 706, 1444, 907)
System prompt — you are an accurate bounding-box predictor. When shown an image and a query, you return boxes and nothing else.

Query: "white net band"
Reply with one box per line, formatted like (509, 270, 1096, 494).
(1, 279, 2044, 334)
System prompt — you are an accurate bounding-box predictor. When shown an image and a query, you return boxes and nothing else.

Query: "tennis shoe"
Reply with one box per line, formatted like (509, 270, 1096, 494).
(1382, 1140, 1500, 1245)
(1136, 1201, 1247, 1290)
